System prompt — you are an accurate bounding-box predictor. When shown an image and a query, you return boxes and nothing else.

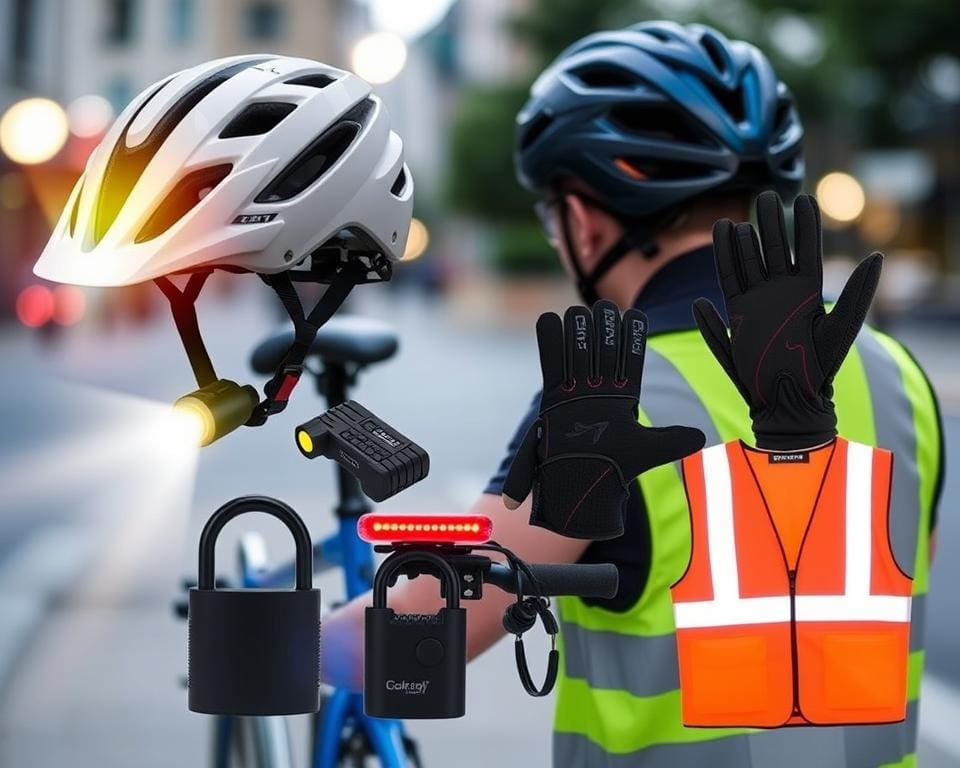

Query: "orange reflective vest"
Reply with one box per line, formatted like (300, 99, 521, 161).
(671, 438, 912, 728)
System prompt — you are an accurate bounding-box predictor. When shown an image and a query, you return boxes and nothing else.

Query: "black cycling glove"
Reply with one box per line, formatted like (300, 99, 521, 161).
(503, 301, 705, 540)
(693, 191, 883, 450)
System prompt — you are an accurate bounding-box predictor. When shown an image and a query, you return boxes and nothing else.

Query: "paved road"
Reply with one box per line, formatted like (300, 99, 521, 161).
(0, 288, 957, 766)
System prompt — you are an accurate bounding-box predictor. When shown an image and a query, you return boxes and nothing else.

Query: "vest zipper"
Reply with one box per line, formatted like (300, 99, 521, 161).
(788, 569, 801, 716)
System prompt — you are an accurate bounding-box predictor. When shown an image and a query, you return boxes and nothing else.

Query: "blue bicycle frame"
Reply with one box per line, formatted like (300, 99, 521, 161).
(215, 360, 411, 768)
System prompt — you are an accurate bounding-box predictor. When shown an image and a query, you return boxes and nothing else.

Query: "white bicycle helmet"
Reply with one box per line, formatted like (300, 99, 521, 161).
(33, 55, 415, 441)
(36, 54, 412, 286)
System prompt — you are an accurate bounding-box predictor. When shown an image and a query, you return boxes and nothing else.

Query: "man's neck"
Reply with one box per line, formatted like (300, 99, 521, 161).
(596, 230, 713, 308)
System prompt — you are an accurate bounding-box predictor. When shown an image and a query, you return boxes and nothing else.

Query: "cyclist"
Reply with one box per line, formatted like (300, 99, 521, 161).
(322, 22, 944, 767)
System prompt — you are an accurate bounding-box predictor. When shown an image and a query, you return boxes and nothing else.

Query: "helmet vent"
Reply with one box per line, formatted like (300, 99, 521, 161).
(390, 166, 407, 197)
(773, 100, 795, 139)
(94, 59, 260, 245)
(572, 64, 640, 89)
(135, 163, 232, 243)
(704, 81, 746, 124)
(255, 121, 361, 203)
(69, 180, 84, 236)
(219, 102, 297, 138)
(614, 156, 712, 181)
(285, 73, 337, 89)
(519, 113, 553, 150)
(608, 104, 717, 147)
(700, 34, 730, 76)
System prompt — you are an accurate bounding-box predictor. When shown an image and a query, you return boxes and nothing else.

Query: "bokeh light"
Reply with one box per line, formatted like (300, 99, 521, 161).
(52, 285, 87, 326)
(351, 32, 408, 84)
(403, 217, 430, 261)
(858, 198, 902, 246)
(67, 94, 114, 138)
(16, 285, 55, 327)
(0, 98, 69, 164)
(815, 172, 866, 224)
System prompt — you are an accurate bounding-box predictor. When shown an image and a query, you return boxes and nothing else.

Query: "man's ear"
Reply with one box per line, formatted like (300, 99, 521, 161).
(564, 194, 607, 269)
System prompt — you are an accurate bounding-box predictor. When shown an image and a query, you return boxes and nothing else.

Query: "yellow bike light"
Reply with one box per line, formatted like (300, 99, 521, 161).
(174, 379, 259, 447)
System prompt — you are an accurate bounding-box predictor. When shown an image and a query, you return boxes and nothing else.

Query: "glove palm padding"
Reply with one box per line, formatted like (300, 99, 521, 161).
(694, 192, 883, 449)
(503, 301, 705, 540)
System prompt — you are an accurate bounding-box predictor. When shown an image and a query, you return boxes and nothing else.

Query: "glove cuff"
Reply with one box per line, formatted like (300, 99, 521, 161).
(754, 427, 838, 451)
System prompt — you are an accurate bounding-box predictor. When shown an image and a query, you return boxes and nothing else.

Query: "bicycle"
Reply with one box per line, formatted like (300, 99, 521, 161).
(177, 314, 617, 768)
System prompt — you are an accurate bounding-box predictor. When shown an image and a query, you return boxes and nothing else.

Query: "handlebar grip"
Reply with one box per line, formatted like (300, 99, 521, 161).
(522, 563, 619, 599)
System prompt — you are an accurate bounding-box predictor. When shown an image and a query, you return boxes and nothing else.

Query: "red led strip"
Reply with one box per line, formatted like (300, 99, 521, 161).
(358, 514, 493, 544)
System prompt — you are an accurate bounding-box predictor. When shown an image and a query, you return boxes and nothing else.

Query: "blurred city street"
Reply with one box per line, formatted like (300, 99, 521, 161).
(0, 288, 958, 766)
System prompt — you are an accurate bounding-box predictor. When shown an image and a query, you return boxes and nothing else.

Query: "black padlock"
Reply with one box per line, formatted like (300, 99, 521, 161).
(364, 550, 467, 719)
(188, 496, 321, 715)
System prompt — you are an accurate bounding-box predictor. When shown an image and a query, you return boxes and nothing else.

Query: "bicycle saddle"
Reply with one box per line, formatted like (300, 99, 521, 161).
(250, 315, 399, 373)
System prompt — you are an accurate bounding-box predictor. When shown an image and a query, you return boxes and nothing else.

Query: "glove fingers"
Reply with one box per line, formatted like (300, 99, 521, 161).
(619, 308, 648, 386)
(712, 218, 743, 299)
(756, 190, 791, 275)
(735, 222, 767, 286)
(535, 312, 565, 390)
(564, 305, 593, 385)
(793, 194, 824, 282)
(692, 298, 734, 367)
(820, 252, 884, 375)
(593, 300, 621, 381)
(502, 419, 542, 510)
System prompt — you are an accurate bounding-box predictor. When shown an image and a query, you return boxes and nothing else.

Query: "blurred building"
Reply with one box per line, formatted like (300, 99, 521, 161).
(1, 0, 337, 109)
(0, 0, 341, 320)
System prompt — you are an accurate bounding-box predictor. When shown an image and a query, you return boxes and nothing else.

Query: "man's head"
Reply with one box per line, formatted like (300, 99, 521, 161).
(515, 21, 804, 305)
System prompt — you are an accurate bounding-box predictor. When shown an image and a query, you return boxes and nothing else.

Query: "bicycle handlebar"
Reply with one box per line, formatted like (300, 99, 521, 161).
(486, 562, 618, 599)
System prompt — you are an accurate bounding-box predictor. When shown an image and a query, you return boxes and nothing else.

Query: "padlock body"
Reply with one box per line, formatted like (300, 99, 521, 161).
(189, 588, 320, 715)
(364, 606, 466, 719)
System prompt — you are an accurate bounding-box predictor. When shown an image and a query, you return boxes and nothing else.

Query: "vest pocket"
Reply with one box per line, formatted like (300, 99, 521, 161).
(683, 635, 768, 719)
(822, 632, 908, 715)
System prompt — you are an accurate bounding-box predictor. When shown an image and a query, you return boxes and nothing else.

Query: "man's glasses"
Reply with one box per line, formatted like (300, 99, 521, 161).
(533, 198, 562, 246)
(534, 192, 613, 247)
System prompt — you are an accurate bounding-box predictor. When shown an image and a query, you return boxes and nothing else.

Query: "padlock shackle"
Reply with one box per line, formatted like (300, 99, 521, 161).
(198, 496, 312, 591)
(373, 549, 460, 609)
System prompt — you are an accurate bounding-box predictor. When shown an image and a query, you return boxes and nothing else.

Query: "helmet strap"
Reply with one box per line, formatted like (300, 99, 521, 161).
(246, 269, 357, 426)
(558, 199, 667, 305)
(155, 272, 218, 388)
(155, 267, 357, 429)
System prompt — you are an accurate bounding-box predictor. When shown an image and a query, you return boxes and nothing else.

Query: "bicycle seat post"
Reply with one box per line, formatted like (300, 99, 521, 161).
(322, 361, 372, 520)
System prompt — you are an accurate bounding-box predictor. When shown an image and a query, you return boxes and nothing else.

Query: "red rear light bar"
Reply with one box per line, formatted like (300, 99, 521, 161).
(358, 514, 493, 544)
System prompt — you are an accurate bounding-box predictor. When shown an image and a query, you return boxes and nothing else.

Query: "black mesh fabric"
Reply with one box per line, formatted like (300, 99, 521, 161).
(532, 458, 626, 539)
(502, 301, 705, 540)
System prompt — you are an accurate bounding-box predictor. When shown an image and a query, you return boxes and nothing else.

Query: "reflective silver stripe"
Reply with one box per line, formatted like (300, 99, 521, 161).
(560, 621, 679, 697)
(910, 593, 926, 652)
(641, 347, 721, 444)
(855, 331, 921, 578)
(553, 701, 919, 767)
(553, 731, 751, 768)
(841, 700, 919, 768)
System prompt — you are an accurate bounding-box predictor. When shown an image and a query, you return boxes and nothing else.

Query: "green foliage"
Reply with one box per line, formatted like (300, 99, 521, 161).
(507, 0, 644, 67)
(445, 82, 533, 222)
(491, 221, 561, 276)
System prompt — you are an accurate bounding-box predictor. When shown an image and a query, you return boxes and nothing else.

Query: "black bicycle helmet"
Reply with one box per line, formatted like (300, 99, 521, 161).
(515, 21, 804, 217)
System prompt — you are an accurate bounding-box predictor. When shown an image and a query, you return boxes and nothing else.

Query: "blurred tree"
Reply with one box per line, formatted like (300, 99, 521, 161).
(695, 0, 960, 144)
